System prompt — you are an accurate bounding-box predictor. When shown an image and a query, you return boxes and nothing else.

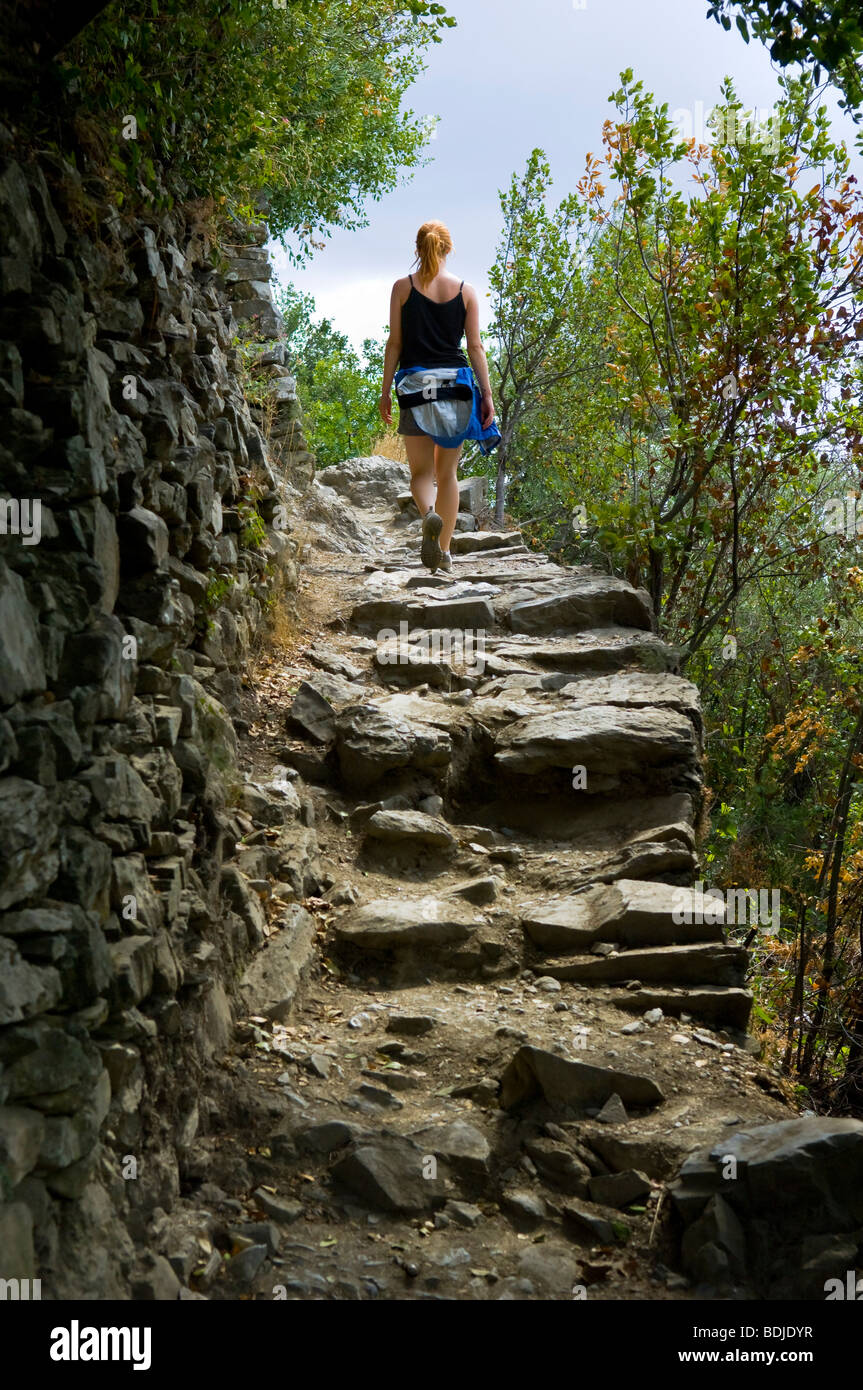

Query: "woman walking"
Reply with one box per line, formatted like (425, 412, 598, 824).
(379, 221, 498, 573)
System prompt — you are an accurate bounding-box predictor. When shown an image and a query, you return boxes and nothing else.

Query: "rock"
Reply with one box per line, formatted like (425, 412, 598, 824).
(117, 506, 170, 572)
(386, 1015, 436, 1036)
(449, 876, 499, 906)
(229, 1244, 268, 1285)
(681, 1193, 746, 1283)
(335, 704, 451, 791)
(521, 878, 723, 951)
(561, 1201, 617, 1246)
(450, 530, 521, 554)
(516, 1244, 580, 1296)
(0, 939, 62, 1023)
(333, 1138, 445, 1212)
(443, 1200, 482, 1228)
(295, 1121, 354, 1154)
(596, 1093, 629, 1125)
(644, 1008, 663, 1024)
(524, 1138, 591, 1195)
(502, 1189, 546, 1228)
(534, 976, 562, 993)
(365, 810, 456, 849)
(356, 1083, 403, 1110)
(588, 1169, 651, 1208)
(0, 777, 60, 911)
(673, 1116, 863, 1229)
(797, 1238, 861, 1300)
(0, 561, 46, 704)
(131, 1252, 182, 1300)
(0, 1202, 35, 1280)
(0, 1107, 45, 1185)
(237, 905, 316, 1021)
(235, 1221, 281, 1256)
(316, 455, 409, 507)
(335, 896, 479, 949)
(494, 705, 699, 795)
(500, 1045, 664, 1111)
(411, 1120, 491, 1178)
(287, 681, 337, 743)
(508, 576, 652, 635)
(457, 475, 489, 514)
(253, 1189, 303, 1224)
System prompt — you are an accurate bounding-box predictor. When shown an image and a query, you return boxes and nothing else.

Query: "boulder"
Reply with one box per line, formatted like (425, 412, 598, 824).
(332, 1137, 445, 1212)
(335, 896, 479, 950)
(500, 1045, 664, 1111)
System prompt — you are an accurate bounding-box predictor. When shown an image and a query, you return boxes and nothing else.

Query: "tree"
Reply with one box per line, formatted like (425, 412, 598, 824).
(706, 1, 863, 120)
(59, 0, 455, 251)
(273, 282, 386, 465)
(575, 71, 863, 658)
(487, 150, 607, 525)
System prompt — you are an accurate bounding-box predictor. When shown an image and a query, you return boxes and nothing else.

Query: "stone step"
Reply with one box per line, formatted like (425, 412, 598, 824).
(351, 595, 495, 634)
(521, 879, 726, 951)
(507, 577, 653, 636)
(450, 531, 523, 555)
(493, 703, 701, 798)
(614, 985, 753, 1032)
(538, 943, 749, 988)
(457, 545, 532, 562)
(491, 629, 681, 675)
(396, 476, 487, 515)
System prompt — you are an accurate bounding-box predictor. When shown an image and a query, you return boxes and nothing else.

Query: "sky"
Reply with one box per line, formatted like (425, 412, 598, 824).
(268, 0, 861, 355)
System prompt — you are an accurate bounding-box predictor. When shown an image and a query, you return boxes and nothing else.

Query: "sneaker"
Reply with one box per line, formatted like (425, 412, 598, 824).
(438, 550, 452, 573)
(420, 508, 444, 571)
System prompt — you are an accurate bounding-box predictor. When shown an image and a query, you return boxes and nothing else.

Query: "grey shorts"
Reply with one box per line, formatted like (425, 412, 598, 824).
(397, 405, 425, 437)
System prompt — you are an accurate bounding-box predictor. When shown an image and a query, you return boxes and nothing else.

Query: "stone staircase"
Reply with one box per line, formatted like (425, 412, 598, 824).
(292, 464, 753, 1035)
(133, 454, 824, 1302)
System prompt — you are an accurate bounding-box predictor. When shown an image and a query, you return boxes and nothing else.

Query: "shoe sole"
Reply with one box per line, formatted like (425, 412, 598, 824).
(421, 510, 444, 571)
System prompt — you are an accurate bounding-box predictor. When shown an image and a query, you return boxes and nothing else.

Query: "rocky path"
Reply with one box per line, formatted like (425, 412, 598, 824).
(160, 456, 795, 1302)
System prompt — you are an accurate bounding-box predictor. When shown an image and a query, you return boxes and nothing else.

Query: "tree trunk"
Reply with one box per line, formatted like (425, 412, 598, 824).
(494, 446, 507, 528)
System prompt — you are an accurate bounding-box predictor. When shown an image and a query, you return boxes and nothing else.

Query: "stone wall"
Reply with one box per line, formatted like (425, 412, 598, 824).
(0, 129, 318, 1295)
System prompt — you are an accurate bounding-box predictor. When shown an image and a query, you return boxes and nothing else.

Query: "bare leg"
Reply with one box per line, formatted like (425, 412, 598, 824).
(405, 435, 437, 517)
(434, 445, 462, 551)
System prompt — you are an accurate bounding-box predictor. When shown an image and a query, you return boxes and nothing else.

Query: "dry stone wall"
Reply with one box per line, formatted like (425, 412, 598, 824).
(0, 128, 320, 1295)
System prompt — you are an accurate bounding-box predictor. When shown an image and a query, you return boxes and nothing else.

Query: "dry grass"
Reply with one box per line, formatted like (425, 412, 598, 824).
(371, 432, 407, 463)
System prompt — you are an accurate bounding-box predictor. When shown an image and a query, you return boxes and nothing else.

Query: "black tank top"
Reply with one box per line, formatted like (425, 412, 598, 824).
(399, 274, 469, 369)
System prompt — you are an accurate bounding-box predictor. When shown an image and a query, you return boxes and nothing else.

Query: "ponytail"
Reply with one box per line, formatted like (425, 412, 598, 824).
(413, 220, 453, 284)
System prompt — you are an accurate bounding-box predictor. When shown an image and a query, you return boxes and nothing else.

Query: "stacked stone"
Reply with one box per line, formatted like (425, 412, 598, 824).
(0, 131, 317, 1292)
(221, 219, 283, 339)
(221, 222, 315, 492)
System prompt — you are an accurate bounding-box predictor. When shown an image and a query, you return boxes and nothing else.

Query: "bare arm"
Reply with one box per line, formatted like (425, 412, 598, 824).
(463, 283, 495, 426)
(379, 279, 406, 424)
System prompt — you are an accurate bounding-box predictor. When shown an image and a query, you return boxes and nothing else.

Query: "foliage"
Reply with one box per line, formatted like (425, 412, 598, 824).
(706, 0, 863, 120)
(485, 150, 610, 525)
(273, 281, 390, 465)
(62, 0, 454, 250)
(571, 71, 863, 656)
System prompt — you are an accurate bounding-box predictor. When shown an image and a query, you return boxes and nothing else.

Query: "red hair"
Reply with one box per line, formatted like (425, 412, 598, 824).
(414, 220, 453, 283)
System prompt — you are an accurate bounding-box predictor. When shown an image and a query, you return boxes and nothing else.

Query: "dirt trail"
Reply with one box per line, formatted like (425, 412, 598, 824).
(176, 461, 794, 1301)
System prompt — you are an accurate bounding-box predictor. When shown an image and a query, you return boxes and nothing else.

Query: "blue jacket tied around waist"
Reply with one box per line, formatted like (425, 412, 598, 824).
(394, 364, 502, 455)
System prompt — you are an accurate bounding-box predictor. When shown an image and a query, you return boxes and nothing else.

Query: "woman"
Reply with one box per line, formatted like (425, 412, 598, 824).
(379, 221, 496, 573)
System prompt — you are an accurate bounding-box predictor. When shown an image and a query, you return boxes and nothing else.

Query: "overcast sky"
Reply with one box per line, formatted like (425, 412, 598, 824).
(268, 0, 860, 355)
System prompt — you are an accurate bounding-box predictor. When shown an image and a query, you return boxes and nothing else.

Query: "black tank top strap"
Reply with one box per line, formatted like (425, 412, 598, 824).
(408, 273, 413, 286)
(459, 280, 464, 291)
